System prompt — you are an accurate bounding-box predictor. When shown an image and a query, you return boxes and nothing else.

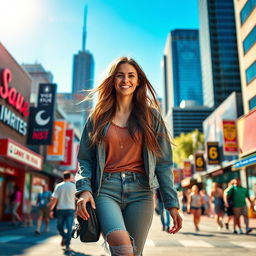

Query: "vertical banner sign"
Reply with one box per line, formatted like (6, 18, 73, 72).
(70, 141, 79, 173)
(222, 120, 238, 155)
(194, 153, 206, 172)
(183, 161, 192, 178)
(27, 106, 54, 145)
(173, 168, 181, 184)
(37, 83, 57, 109)
(207, 142, 220, 165)
(59, 129, 74, 169)
(27, 83, 57, 145)
(47, 121, 66, 161)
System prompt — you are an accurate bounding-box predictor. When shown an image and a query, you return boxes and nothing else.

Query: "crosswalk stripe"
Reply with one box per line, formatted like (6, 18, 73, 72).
(230, 241, 256, 248)
(178, 239, 214, 247)
(0, 235, 255, 249)
(0, 236, 24, 243)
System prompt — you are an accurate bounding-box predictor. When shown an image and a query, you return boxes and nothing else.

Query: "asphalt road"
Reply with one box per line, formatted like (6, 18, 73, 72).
(0, 213, 255, 256)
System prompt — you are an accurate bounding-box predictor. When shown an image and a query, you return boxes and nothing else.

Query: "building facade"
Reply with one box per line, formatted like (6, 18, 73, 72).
(199, 0, 242, 108)
(233, 0, 256, 198)
(163, 29, 203, 114)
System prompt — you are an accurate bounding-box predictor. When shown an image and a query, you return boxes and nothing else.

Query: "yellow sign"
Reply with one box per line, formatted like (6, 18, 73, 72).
(207, 142, 220, 165)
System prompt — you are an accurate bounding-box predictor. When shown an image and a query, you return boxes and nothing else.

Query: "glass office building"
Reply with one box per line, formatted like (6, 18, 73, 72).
(199, 0, 241, 108)
(72, 50, 94, 93)
(163, 29, 203, 114)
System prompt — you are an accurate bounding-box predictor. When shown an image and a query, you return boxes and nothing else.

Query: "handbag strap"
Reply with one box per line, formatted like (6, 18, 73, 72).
(71, 222, 80, 239)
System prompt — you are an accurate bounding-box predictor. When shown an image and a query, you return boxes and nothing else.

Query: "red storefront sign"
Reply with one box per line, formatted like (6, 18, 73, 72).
(0, 68, 29, 116)
(0, 138, 43, 170)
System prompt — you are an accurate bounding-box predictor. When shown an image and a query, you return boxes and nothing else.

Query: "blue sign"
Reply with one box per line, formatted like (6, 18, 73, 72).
(233, 154, 256, 169)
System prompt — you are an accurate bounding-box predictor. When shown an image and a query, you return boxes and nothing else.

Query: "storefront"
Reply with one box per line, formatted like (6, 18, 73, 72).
(0, 43, 43, 221)
(236, 108, 256, 197)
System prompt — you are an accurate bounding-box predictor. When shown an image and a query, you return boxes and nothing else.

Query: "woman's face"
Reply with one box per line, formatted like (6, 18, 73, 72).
(114, 63, 139, 98)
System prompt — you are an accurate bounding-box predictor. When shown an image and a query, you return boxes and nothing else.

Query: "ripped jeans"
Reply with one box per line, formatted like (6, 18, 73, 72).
(95, 172, 154, 256)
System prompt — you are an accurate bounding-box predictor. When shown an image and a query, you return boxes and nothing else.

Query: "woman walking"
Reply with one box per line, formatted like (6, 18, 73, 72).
(10, 185, 22, 225)
(75, 57, 182, 256)
(187, 185, 203, 231)
(210, 182, 225, 230)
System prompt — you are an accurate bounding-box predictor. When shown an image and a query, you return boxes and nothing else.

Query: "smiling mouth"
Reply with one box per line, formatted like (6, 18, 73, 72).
(120, 85, 132, 88)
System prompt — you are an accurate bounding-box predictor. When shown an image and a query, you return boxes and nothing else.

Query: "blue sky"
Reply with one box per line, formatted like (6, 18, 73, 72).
(0, 0, 199, 98)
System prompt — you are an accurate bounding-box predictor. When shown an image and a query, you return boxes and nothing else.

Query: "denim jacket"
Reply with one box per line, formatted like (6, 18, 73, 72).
(75, 109, 180, 210)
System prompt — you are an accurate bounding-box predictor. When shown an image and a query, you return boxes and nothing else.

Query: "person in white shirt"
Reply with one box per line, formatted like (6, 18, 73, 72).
(49, 171, 76, 252)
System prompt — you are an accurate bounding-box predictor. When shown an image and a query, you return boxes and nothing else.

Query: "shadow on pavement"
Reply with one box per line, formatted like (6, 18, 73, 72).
(180, 232, 216, 237)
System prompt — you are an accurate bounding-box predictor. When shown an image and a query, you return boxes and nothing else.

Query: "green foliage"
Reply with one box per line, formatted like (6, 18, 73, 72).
(172, 129, 204, 167)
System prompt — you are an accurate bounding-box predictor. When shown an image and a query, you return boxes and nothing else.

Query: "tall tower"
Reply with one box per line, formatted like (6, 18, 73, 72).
(163, 29, 203, 115)
(72, 5, 94, 94)
(199, 0, 241, 108)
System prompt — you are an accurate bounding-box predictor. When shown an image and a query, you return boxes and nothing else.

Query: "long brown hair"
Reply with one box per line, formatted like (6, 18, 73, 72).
(86, 56, 163, 156)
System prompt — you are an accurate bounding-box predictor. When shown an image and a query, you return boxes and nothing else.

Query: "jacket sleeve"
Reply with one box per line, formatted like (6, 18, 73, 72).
(152, 109, 180, 210)
(75, 118, 96, 197)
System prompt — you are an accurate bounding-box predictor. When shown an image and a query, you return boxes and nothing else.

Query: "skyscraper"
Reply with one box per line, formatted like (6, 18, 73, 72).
(199, 0, 241, 108)
(72, 6, 94, 93)
(163, 29, 203, 114)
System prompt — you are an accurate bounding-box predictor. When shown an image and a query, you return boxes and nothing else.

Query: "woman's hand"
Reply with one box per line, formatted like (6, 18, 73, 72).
(76, 191, 96, 220)
(168, 208, 182, 234)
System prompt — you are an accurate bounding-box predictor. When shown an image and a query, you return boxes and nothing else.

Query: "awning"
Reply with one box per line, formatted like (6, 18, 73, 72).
(0, 138, 43, 170)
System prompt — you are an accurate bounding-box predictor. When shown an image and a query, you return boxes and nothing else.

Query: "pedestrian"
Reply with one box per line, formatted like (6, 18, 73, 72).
(210, 182, 225, 230)
(179, 190, 188, 215)
(223, 179, 237, 232)
(155, 188, 171, 232)
(224, 178, 253, 234)
(35, 184, 52, 234)
(187, 185, 203, 231)
(23, 198, 33, 227)
(75, 56, 182, 256)
(200, 189, 210, 217)
(49, 171, 76, 252)
(10, 185, 22, 225)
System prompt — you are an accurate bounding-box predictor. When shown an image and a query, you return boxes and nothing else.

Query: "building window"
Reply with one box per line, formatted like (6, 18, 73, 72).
(240, 0, 256, 25)
(249, 95, 256, 110)
(246, 61, 256, 84)
(243, 26, 256, 54)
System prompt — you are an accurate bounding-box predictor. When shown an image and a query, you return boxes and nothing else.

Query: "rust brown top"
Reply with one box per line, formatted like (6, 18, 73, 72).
(104, 122, 145, 174)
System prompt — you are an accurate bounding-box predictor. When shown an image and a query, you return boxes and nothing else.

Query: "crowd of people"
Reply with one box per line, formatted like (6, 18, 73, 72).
(174, 178, 254, 234)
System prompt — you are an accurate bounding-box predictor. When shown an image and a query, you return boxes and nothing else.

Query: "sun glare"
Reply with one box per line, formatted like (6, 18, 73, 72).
(0, 0, 39, 37)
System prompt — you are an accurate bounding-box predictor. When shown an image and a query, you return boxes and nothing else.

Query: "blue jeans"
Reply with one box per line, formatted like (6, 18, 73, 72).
(56, 209, 75, 247)
(157, 199, 170, 230)
(95, 172, 154, 256)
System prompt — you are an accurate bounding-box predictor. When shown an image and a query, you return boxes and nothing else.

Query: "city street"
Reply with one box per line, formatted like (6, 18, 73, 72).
(0, 213, 255, 256)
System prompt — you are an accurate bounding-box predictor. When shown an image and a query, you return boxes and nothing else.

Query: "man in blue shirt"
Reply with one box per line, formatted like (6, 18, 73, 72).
(35, 184, 52, 234)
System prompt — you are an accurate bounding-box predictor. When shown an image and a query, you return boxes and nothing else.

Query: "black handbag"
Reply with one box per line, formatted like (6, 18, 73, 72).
(72, 203, 100, 242)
